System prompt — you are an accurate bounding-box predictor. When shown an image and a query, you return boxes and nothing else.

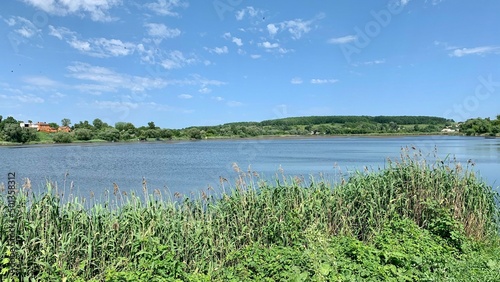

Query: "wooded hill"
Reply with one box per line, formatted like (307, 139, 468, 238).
(259, 115, 451, 126)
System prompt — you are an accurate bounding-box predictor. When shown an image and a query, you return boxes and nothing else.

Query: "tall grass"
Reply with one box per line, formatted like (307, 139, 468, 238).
(0, 147, 498, 280)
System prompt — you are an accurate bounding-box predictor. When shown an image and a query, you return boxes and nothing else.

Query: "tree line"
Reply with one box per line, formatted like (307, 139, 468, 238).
(459, 115, 500, 136)
(0, 114, 465, 144)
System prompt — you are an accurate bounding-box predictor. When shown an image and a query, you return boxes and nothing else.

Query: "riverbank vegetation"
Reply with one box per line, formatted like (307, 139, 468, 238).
(1, 148, 499, 280)
(0, 114, 457, 144)
(460, 115, 500, 136)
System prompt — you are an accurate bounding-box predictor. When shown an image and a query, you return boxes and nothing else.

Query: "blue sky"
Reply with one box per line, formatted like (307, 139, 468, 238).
(1, 0, 499, 129)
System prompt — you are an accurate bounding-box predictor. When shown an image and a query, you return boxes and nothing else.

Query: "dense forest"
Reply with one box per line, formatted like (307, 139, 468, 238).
(0, 114, 497, 144)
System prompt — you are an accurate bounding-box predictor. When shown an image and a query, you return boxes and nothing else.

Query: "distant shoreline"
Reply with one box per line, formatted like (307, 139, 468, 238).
(0, 132, 470, 147)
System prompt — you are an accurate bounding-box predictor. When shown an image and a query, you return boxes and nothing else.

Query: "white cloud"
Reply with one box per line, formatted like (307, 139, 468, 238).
(22, 76, 59, 87)
(449, 46, 500, 57)
(206, 46, 228, 54)
(48, 25, 74, 40)
(199, 87, 212, 94)
(21, 0, 122, 21)
(291, 77, 303, 84)
(232, 37, 243, 46)
(4, 16, 41, 38)
(144, 23, 181, 39)
(92, 100, 140, 111)
(66, 62, 169, 94)
(235, 6, 263, 21)
(426, 0, 444, 5)
(0, 93, 45, 104)
(250, 54, 261, 59)
(353, 59, 386, 66)
(267, 23, 279, 37)
(434, 41, 458, 50)
(212, 96, 224, 101)
(310, 79, 339, 84)
(259, 41, 279, 49)
(227, 101, 242, 107)
(279, 18, 313, 40)
(223, 32, 231, 39)
(178, 94, 192, 99)
(49, 25, 135, 57)
(145, 0, 188, 17)
(328, 35, 357, 44)
(399, 0, 410, 6)
(161, 50, 197, 69)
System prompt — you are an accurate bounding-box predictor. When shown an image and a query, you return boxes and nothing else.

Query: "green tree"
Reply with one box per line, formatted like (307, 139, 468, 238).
(74, 128, 93, 141)
(187, 128, 203, 139)
(93, 118, 105, 131)
(99, 128, 120, 142)
(49, 122, 59, 129)
(52, 132, 73, 143)
(3, 123, 38, 143)
(148, 121, 156, 129)
(61, 118, 71, 127)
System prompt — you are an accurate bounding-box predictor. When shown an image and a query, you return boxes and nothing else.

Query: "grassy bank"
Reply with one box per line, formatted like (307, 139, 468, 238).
(1, 147, 499, 281)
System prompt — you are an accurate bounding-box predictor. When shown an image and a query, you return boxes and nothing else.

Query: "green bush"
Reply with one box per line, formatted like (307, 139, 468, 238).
(52, 132, 73, 143)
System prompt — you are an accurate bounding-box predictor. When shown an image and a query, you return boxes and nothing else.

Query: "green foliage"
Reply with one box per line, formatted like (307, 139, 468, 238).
(52, 132, 73, 143)
(74, 128, 93, 141)
(105, 238, 186, 281)
(2, 123, 38, 143)
(461, 117, 496, 136)
(98, 128, 120, 142)
(61, 118, 71, 127)
(49, 122, 59, 129)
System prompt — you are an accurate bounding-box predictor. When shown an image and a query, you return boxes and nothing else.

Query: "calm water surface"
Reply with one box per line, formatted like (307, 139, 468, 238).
(0, 136, 498, 197)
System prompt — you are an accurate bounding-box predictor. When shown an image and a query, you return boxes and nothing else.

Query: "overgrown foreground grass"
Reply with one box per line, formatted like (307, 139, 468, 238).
(1, 148, 500, 281)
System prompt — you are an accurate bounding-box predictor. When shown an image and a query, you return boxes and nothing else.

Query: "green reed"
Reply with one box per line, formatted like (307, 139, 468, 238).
(0, 147, 498, 280)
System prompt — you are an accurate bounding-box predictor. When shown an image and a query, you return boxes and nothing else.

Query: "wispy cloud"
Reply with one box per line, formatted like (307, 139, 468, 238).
(449, 46, 500, 57)
(49, 25, 136, 57)
(144, 23, 181, 41)
(145, 0, 188, 17)
(206, 46, 228, 54)
(270, 14, 323, 40)
(3, 16, 41, 38)
(66, 62, 169, 94)
(199, 87, 212, 94)
(22, 76, 59, 87)
(328, 35, 357, 44)
(0, 93, 44, 104)
(352, 59, 386, 66)
(227, 101, 243, 107)
(178, 94, 192, 99)
(291, 77, 303, 84)
(235, 6, 264, 21)
(161, 50, 197, 69)
(21, 0, 122, 21)
(259, 41, 279, 49)
(310, 79, 339, 84)
(250, 54, 261, 59)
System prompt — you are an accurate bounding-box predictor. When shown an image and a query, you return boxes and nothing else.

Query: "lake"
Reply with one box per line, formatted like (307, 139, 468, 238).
(0, 136, 499, 198)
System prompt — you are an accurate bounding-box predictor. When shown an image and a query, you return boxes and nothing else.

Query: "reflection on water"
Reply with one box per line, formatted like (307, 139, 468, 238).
(0, 136, 498, 196)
